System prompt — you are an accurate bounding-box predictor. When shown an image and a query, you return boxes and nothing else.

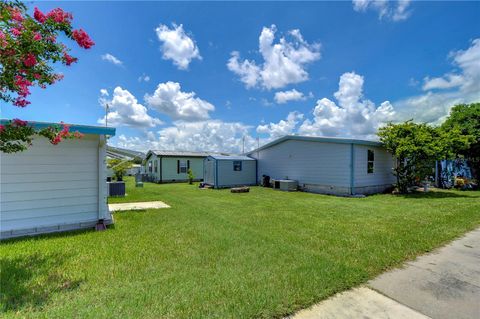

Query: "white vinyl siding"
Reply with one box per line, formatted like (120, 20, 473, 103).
(354, 145, 395, 187)
(0, 135, 105, 235)
(253, 140, 351, 187)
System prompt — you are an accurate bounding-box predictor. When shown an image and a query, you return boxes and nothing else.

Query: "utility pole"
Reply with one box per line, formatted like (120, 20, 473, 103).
(242, 136, 245, 154)
(105, 103, 110, 127)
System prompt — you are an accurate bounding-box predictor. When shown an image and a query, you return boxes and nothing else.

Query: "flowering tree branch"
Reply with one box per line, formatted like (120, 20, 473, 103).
(0, 1, 94, 153)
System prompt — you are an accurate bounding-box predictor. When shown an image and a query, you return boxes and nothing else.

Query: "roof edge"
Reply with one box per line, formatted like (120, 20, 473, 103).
(246, 135, 383, 154)
(0, 119, 116, 136)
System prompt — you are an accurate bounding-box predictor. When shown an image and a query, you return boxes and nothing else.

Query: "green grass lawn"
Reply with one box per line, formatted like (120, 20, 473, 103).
(1, 177, 480, 318)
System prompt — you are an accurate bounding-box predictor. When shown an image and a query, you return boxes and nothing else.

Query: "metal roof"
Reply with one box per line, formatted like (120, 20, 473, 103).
(148, 150, 210, 157)
(208, 155, 255, 161)
(0, 119, 116, 136)
(107, 145, 145, 160)
(246, 135, 383, 155)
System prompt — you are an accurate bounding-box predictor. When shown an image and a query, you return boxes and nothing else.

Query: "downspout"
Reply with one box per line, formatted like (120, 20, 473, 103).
(350, 143, 355, 195)
(255, 159, 258, 185)
(159, 156, 163, 183)
(215, 159, 218, 188)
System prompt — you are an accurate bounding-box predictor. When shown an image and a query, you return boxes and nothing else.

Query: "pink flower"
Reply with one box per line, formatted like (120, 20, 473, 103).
(72, 29, 94, 49)
(12, 28, 22, 37)
(0, 125, 5, 134)
(51, 135, 62, 145)
(59, 124, 70, 138)
(13, 119, 28, 127)
(63, 52, 78, 66)
(23, 54, 37, 67)
(0, 31, 6, 48)
(33, 32, 42, 41)
(73, 131, 84, 138)
(46, 8, 72, 24)
(34, 7, 47, 23)
(10, 8, 24, 22)
(14, 98, 30, 107)
(33, 73, 42, 80)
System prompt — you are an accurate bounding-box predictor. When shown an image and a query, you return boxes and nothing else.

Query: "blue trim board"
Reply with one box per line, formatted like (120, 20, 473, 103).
(246, 135, 382, 155)
(350, 143, 355, 195)
(0, 119, 115, 136)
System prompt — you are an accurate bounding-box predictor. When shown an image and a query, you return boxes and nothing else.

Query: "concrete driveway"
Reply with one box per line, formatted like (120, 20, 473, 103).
(291, 228, 480, 319)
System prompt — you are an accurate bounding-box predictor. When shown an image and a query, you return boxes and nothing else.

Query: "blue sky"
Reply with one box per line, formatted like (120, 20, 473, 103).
(2, 1, 480, 152)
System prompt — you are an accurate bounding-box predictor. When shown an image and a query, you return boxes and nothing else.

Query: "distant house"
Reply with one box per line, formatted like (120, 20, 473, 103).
(0, 121, 115, 239)
(144, 150, 209, 183)
(204, 155, 257, 188)
(247, 135, 395, 195)
(106, 145, 145, 162)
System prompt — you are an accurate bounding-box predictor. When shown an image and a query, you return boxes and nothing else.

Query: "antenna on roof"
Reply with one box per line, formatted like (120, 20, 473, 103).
(242, 136, 245, 153)
(105, 103, 110, 128)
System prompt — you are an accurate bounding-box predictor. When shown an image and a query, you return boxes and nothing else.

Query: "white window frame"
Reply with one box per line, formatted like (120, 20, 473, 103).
(367, 149, 374, 174)
(179, 160, 187, 173)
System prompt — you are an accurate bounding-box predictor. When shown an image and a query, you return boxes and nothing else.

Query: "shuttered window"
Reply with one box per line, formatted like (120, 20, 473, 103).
(177, 160, 188, 173)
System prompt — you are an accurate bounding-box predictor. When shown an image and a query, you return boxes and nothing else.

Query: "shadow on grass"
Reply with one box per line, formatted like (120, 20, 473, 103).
(398, 190, 479, 199)
(0, 252, 82, 313)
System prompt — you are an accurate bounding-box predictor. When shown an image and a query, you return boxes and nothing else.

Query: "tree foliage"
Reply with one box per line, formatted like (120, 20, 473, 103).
(379, 121, 440, 192)
(440, 103, 480, 160)
(0, 1, 94, 153)
(0, 119, 84, 153)
(108, 159, 133, 181)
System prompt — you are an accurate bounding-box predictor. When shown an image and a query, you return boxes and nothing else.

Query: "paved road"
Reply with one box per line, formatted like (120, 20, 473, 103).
(291, 228, 480, 319)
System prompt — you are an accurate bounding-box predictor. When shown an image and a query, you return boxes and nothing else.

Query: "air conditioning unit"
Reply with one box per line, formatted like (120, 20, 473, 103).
(272, 179, 298, 191)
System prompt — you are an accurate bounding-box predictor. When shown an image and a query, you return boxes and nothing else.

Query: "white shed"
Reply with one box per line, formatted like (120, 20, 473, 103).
(247, 135, 395, 195)
(0, 121, 115, 239)
(204, 155, 257, 188)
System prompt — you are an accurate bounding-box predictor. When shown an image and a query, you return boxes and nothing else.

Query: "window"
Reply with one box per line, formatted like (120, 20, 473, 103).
(367, 149, 374, 174)
(178, 160, 187, 174)
(154, 160, 158, 173)
(233, 161, 242, 171)
(148, 161, 152, 173)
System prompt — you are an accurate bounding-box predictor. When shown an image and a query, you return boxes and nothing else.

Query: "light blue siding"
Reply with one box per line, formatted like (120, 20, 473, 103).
(250, 138, 395, 195)
(353, 145, 396, 191)
(252, 139, 351, 187)
(204, 157, 256, 188)
(216, 160, 256, 188)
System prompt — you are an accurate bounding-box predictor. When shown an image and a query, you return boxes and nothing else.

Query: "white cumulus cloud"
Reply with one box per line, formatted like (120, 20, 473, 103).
(228, 25, 321, 90)
(257, 111, 304, 138)
(145, 81, 215, 122)
(101, 53, 123, 65)
(138, 74, 150, 82)
(274, 89, 309, 104)
(113, 120, 257, 154)
(352, 0, 412, 21)
(98, 87, 162, 128)
(257, 72, 396, 140)
(156, 23, 201, 70)
(396, 38, 480, 124)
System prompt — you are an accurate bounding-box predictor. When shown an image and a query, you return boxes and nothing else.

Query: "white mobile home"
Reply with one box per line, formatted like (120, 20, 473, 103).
(0, 121, 115, 239)
(204, 155, 257, 188)
(248, 135, 395, 195)
(145, 150, 208, 183)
